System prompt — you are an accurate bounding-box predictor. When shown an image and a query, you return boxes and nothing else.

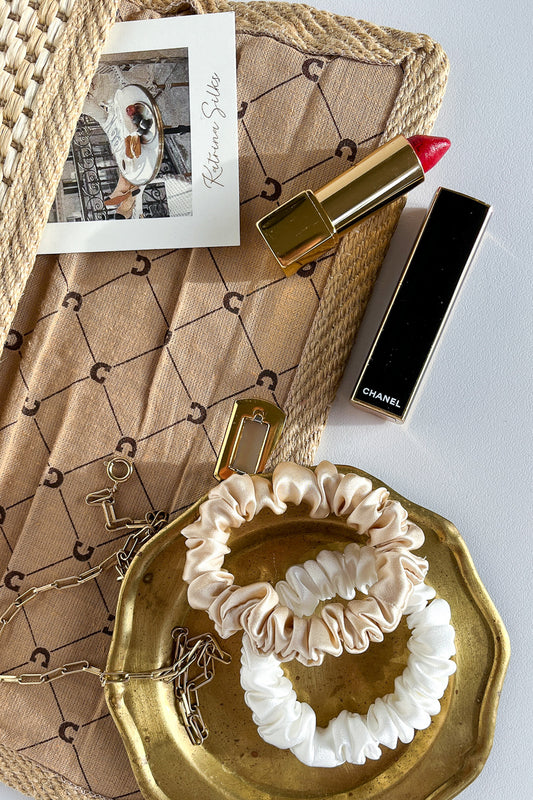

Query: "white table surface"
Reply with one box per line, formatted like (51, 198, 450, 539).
(315, 2, 532, 800)
(1, 2, 531, 800)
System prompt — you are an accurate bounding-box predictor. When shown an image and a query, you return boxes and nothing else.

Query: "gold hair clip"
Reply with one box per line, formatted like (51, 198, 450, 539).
(214, 398, 286, 481)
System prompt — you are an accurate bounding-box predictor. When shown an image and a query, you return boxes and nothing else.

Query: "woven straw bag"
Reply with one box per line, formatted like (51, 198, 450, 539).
(0, 3, 449, 800)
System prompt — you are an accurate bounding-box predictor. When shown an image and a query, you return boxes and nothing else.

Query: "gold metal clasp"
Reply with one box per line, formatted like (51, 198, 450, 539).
(213, 399, 286, 482)
(105, 455, 134, 484)
(85, 456, 144, 532)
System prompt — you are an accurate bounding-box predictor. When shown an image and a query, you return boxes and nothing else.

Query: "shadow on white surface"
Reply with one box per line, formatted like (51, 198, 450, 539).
(0, 786, 31, 800)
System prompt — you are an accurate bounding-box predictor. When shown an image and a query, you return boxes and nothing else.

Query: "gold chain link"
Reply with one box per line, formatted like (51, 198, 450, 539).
(0, 553, 118, 684)
(0, 457, 231, 746)
(0, 456, 153, 686)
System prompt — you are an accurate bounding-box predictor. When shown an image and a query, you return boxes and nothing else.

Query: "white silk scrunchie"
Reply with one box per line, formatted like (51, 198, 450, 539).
(182, 461, 429, 666)
(240, 544, 456, 768)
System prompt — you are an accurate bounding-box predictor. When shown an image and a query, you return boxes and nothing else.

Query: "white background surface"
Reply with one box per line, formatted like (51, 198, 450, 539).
(1, 2, 531, 800)
(313, 2, 532, 800)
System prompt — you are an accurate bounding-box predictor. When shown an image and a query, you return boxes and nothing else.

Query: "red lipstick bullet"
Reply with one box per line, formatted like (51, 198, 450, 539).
(257, 134, 451, 275)
(406, 135, 451, 173)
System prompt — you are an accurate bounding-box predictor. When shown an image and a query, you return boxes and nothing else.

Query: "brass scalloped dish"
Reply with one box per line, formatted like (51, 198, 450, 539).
(104, 465, 509, 800)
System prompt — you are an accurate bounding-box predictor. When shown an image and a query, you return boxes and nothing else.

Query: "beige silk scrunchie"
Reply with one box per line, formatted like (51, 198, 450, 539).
(181, 462, 428, 666)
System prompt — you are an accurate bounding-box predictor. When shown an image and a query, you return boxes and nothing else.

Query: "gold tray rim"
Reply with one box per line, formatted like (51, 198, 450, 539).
(104, 464, 510, 800)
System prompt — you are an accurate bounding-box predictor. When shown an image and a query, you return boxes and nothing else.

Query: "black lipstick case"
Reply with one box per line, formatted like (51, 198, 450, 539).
(351, 187, 492, 422)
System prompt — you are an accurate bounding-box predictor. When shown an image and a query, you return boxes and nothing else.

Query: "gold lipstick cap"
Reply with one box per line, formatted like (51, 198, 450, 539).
(257, 135, 424, 276)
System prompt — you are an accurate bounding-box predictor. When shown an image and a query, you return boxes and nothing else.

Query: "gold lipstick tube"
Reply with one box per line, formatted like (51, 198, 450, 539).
(256, 135, 424, 276)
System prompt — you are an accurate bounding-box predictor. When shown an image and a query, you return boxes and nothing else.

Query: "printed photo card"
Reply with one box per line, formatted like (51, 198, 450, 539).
(39, 12, 239, 254)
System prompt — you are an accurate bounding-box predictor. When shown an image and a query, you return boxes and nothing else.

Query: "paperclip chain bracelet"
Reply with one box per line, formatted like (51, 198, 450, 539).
(0, 457, 230, 745)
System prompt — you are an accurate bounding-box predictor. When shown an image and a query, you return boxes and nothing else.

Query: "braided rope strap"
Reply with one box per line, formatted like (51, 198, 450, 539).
(0, 0, 120, 345)
(182, 462, 429, 666)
